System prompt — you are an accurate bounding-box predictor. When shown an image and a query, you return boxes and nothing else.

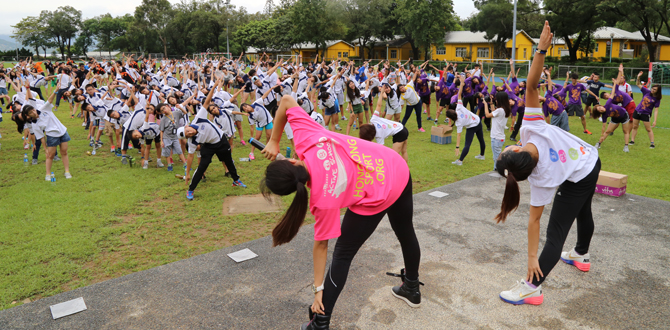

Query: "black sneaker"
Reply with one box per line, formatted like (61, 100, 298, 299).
(387, 268, 423, 308)
(650, 143, 655, 149)
(122, 157, 128, 165)
(300, 308, 330, 330)
(629, 140, 635, 145)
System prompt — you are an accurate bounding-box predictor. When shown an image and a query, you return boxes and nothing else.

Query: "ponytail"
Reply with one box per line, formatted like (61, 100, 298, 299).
(495, 150, 537, 223)
(260, 160, 311, 246)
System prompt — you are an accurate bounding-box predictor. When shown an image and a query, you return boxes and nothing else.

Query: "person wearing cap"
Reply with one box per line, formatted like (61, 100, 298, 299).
(178, 79, 246, 200)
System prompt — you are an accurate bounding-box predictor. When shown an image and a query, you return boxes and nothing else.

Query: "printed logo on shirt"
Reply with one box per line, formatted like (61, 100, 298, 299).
(558, 149, 567, 163)
(568, 148, 579, 160)
(549, 148, 559, 162)
(317, 149, 327, 160)
(376, 124, 382, 129)
(317, 137, 348, 199)
(382, 124, 387, 129)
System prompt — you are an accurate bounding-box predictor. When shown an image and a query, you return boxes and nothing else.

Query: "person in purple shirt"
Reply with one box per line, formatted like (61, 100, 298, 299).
(630, 71, 662, 148)
(415, 71, 433, 121)
(563, 72, 598, 135)
(462, 76, 478, 113)
(592, 90, 631, 152)
(540, 70, 568, 132)
(434, 73, 452, 125)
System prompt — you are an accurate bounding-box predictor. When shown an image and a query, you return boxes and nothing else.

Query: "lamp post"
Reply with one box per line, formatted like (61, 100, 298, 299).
(512, 0, 517, 61)
(386, 44, 389, 60)
(609, 33, 614, 63)
(226, 0, 231, 56)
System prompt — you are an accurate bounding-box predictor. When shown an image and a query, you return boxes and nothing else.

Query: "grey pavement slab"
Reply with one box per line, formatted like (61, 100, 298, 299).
(1, 173, 669, 329)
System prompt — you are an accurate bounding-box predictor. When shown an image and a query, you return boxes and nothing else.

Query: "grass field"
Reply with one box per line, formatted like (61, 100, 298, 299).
(0, 83, 668, 311)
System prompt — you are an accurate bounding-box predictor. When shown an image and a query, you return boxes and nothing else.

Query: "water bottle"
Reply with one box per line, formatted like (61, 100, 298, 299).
(50, 172, 55, 185)
(24, 153, 28, 165)
(286, 147, 291, 158)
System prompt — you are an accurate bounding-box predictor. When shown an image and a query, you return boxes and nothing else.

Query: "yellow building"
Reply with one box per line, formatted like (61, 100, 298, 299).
(353, 37, 424, 61)
(431, 30, 535, 62)
(291, 40, 357, 61)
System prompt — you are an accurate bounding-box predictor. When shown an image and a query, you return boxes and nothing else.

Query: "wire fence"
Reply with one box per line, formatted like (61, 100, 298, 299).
(557, 65, 649, 84)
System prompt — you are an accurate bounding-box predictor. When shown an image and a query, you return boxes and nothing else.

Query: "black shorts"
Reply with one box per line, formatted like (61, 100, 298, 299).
(266, 99, 278, 117)
(584, 97, 599, 107)
(633, 111, 650, 122)
(566, 103, 584, 117)
(420, 95, 431, 105)
(611, 112, 630, 124)
(145, 135, 161, 145)
(392, 126, 409, 143)
(439, 98, 449, 107)
(121, 127, 141, 151)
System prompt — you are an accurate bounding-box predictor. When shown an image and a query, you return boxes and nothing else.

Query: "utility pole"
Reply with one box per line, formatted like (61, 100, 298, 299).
(226, 0, 231, 56)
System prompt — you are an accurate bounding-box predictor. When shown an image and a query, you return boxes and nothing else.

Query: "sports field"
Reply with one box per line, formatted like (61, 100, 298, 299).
(0, 83, 667, 310)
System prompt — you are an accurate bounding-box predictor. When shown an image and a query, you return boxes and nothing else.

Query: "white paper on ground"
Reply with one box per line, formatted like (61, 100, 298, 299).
(428, 191, 449, 198)
(488, 173, 502, 177)
(228, 248, 258, 263)
(50, 297, 87, 320)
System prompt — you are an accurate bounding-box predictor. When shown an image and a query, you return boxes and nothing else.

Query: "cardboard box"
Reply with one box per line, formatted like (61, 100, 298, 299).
(431, 125, 453, 137)
(597, 171, 628, 188)
(595, 184, 626, 197)
(431, 135, 452, 144)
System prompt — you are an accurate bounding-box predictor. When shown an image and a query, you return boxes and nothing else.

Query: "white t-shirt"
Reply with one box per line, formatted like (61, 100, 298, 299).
(454, 101, 481, 133)
(400, 81, 420, 106)
(369, 113, 404, 144)
(490, 108, 506, 140)
(617, 83, 632, 94)
(521, 107, 599, 206)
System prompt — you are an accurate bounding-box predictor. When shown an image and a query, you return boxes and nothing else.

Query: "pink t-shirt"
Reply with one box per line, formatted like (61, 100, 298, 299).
(286, 106, 410, 241)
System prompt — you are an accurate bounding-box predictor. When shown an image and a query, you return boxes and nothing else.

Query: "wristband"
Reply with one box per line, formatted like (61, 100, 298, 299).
(456, 146, 460, 149)
(536, 49, 547, 55)
(312, 283, 324, 294)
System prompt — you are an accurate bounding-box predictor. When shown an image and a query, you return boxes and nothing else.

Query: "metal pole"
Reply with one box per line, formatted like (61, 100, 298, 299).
(226, 0, 231, 56)
(386, 44, 389, 60)
(609, 34, 613, 63)
(512, 0, 517, 61)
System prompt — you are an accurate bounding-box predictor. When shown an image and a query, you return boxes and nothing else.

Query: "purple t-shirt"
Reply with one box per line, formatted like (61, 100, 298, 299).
(462, 77, 474, 98)
(435, 78, 450, 100)
(603, 99, 628, 121)
(635, 87, 660, 115)
(613, 87, 633, 107)
(543, 92, 565, 117)
(416, 74, 431, 97)
(564, 83, 585, 105)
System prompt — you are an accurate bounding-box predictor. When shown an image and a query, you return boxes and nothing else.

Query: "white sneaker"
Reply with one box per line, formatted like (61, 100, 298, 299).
(64, 172, 72, 179)
(451, 160, 463, 166)
(45, 175, 51, 181)
(341, 116, 347, 121)
(595, 142, 601, 149)
(335, 124, 342, 131)
(561, 248, 590, 272)
(474, 155, 485, 160)
(157, 159, 164, 168)
(505, 126, 509, 129)
(82, 122, 86, 127)
(623, 145, 629, 153)
(499, 280, 543, 305)
(143, 161, 148, 169)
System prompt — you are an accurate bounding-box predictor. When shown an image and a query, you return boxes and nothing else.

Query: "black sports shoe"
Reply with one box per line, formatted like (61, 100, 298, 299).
(629, 140, 635, 145)
(300, 308, 330, 330)
(387, 268, 423, 308)
(650, 143, 655, 149)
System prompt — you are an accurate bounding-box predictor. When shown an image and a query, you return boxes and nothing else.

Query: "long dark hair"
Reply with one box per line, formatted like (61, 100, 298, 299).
(346, 80, 360, 103)
(495, 92, 512, 118)
(11, 112, 26, 133)
(495, 150, 538, 223)
(651, 84, 663, 100)
(260, 160, 311, 246)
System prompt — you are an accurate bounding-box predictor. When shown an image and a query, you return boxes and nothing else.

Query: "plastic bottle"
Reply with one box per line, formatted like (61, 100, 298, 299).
(286, 147, 291, 158)
(50, 172, 55, 185)
(24, 153, 28, 165)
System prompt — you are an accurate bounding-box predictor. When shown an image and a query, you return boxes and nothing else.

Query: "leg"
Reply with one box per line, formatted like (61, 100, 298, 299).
(188, 147, 213, 191)
(622, 122, 631, 146)
(324, 114, 332, 131)
(475, 122, 486, 156)
(459, 126, 476, 161)
(581, 116, 587, 132)
(414, 102, 423, 129)
(598, 123, 618, 144)
(643, 121, 654, 144)
(401, 105, 413, 126)
(45, 146, 57, 176)
(385, 178, 420, 279)
(216, 139, 240, 181)
(346, 114, 355, 135)
(322, 209, 387, 314)
(630, 119, 640, 142)
(59, 142, 69, 172)
(33, 138, 42, 161)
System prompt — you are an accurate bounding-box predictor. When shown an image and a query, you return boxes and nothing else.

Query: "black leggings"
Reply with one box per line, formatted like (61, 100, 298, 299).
(322, 176, 420, 314)
(510, 107, 525, 139)
(189, 138, 239, 191)
(463, 95, 477, 113)
(30, 87, 45, 101)
(459, 121, 486, 161)
(532, 158, 601, 286)
(401, 101, 423, 129)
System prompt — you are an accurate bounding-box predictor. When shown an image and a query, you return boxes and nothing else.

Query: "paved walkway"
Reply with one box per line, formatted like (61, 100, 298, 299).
(2, 173, 669, 329)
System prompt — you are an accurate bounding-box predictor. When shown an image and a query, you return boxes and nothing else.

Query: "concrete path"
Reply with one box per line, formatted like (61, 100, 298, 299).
(2, 173, 669, 329)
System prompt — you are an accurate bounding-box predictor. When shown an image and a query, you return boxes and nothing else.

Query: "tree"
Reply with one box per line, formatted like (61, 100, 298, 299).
(598, 0, 664, 62)
(11, 16, 51, 57)
(43, 6, 82, 59)
(234, 19, 277, 52)
(135, 0, 173, 57)
(75, 18, 99, 58)
(95, 14, 125, 57)
(545, 0, 605, 62)
(343, 0, 393, 60)
(394, 0, 459, 59)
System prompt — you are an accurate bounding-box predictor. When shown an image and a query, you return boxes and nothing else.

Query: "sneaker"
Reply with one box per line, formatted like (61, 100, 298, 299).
(53, 156, 61, 162)
(300, 313, 331, 330)
(341, 115, 347, 121)
(452, 160, 463, 166)
(623, 145, 629, 153)
(510, 137, 517, 142)
(128, 143, 133, 150)
(584, 129, 592, 135)
(122, 157, 128, 165)
(499, 280, 544, 305)
(240, 140, 247, 146)
(418, 128, 426, 132)
(561, 248, 590, 272)
(629, 140, 635, 145)
(650, 143, 655, 149)
(89, 140, 94, 147)
(335, 124, 342, 131)
(167, 164, 173, 171)
(110, 147, 115, 153)
(423, 109, 427, 114)
(444, 118, 449, 124)
(474, 155, 485, 160)
(426, 116, 433, 121)
(96, 140, 104, 145)
(24, 144, 29, 150)
(595, 142, 601, 149)
(45, 175, 51, 181)
(434, 119, 438, 125)
(32, 159, 38, 165)
(609, 132, 614, 136)
(157, 159, 164, 168)
(233, 180, 247, 188)
(94, 143, 103, 148)
(186, 191, 194, 200)
(115, 150, 122, 157)
(249, 152, 255, 160)
(143, 161, 148, 170)
(504, 126, 509, 129)
(64, 172, 72, 179)
(82, 122, 86, 127)
(388, 268, 422, 308)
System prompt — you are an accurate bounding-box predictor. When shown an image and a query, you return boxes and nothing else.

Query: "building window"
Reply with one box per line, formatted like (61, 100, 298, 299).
(606, 44, 611, 58)
(595, 43, 599, 52)
(343, 52, 348, 58)
(338, 52, 342, 58)
(623, 43, 628, 49)
(391, 50, 397, 59)
(455, 47, 467, 57)
(523, 48, 527, 59)
(477, 47, 489, 58)
(436, 47, 446, 55)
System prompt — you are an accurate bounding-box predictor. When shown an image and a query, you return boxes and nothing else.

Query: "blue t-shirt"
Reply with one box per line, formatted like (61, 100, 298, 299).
(446, 73, 455, 87)
(586, 80, 605, 98)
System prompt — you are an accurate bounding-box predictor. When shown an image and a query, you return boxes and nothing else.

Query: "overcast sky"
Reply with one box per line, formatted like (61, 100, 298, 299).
(0, 0, 477, 36)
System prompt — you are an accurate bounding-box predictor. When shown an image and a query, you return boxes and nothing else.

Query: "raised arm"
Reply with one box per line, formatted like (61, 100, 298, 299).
(525, 21, 552, 108)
